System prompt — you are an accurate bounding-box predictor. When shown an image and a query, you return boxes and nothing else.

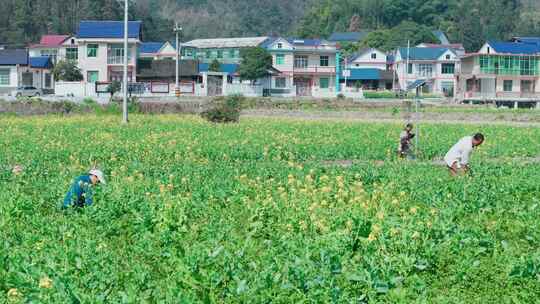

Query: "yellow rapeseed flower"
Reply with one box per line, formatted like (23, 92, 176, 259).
(7, 288, 21, 299)
(39, 277, 53, 289)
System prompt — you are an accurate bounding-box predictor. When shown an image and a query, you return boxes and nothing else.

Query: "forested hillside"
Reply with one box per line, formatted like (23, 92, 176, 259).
(0, 0, 538, 51)
(297, 0, 540, 51)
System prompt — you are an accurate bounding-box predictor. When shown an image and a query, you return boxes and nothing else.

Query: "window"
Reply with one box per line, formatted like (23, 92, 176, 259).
(71, 38, 75, 44)
(445, 54, 451, 60)
(371, 53, 377, 59)
(320, 77, 330, 89)
(45, 73, 52, 88)
(0, 69, 9, 85)
(277, 43, 283, 49)
(294, 55, 308, 68)
(275, 77, 286, 88)
(87, 44, 98, 58)
(418, 64, 433, 77)
(205, 51, 212, 58)
(487, 47, 490, 54)
(320, 55, 329, 67)
(228, 49, 235, 58)
(217, 50, 223, 59)
(441, 81, 454, 97)
(441, 63, 455, 74)
(407, 63, 413, 74)
(87, 71, 99, 83)
(234, 50, 240, 58)
(503, 80, 513, 92)
(275, 54, 285, 65)
(66, 48, 78, 61)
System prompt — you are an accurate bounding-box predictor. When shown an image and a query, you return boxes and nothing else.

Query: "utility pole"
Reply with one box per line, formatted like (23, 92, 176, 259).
(122, 0, 129, 124)
(174, 23, 182, 97)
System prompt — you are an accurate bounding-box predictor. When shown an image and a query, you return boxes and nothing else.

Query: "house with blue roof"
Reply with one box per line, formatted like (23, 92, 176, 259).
(264, 37, 340, 97)
(342, 48, 395, 90)
(0, 49, 29, 94)
(139, 42, 177, 60)
(75, 20, 142, 84)
(457, 40, 540, 102)
(394, 46, 459, 96)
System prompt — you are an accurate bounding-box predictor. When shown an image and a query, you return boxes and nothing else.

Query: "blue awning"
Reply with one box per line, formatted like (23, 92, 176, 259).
(30, 56, 52, 69)
(343, 68, 381, 80)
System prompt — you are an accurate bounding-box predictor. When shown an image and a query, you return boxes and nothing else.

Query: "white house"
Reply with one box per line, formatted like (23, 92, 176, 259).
(0, 49, 28, 95)
(75, 20, 141, 83)
(394, 47, 459, 96)
(139, 42, 177, 60)
(341, 48, 395, 90)
(263, 37, 340, 98)
(457, 39, 540, 102)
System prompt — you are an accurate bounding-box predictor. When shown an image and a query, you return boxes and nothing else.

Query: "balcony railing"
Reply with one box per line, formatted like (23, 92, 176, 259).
(462, 91, 540, 99)
(293, 66, 336, 74)
(108, 56, 132, 65)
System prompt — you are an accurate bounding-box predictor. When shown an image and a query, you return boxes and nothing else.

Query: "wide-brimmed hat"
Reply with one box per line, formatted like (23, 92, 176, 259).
(89, 169, 106, 184)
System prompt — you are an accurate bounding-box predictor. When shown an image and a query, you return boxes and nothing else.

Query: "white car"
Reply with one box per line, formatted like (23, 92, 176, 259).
(12, 86, 43, 98)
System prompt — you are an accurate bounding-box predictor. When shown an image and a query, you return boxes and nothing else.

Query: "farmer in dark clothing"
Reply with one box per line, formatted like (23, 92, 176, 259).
(63, 169, 106, 208)
(398, 123, 415, 159)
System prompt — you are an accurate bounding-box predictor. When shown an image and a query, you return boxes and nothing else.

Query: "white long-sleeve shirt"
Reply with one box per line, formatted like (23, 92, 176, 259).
(444, 136, 474, 168)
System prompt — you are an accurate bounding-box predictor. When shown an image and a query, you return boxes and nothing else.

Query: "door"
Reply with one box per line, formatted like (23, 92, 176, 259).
(22, 72, 33, 86)
(294, 78, 312, 96)
(207, 75, 223, 96)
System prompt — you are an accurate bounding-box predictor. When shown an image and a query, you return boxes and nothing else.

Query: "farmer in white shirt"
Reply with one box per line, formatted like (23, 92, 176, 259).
(444, 133, 485, 176)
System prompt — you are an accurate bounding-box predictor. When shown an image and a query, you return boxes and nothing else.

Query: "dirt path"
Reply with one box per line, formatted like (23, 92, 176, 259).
(242, 109, 540, 127)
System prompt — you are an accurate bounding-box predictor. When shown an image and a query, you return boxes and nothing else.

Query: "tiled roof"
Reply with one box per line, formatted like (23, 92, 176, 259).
(398, 47, 450, 60)
(183, 37, 268, 49)
(77, 21, 142, 39)
(488, 41, 540, 55)
(140, 42, 165, 54)
(286, 38, 335, 47)
(29, 56, 52, 68)
(198, 63, 239, 74)
(0, 49, 28, 65)
(40, 35, 69, 46)
(420, 43, 464, 50)
(328, 32, 369, 42)
(512, 37, 540, 46)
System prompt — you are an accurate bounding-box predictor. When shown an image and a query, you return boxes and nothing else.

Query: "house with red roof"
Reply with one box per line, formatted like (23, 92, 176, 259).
(29, 35, 71, 63)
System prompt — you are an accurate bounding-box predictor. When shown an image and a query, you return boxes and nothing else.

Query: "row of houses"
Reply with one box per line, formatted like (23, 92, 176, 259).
(2, 21, 540, 102)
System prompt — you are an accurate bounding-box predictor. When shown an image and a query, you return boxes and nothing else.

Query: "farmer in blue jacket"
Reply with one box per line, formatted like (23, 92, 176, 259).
(63, 169, 106, 208)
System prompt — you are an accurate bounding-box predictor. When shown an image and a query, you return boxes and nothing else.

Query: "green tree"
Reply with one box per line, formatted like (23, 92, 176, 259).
(209, 59, 221, 72)
(107, 80, 121, 101)
(53, 60, 84, 81)
(238, 47, 273, 84)
(359, 29, 392, 51)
